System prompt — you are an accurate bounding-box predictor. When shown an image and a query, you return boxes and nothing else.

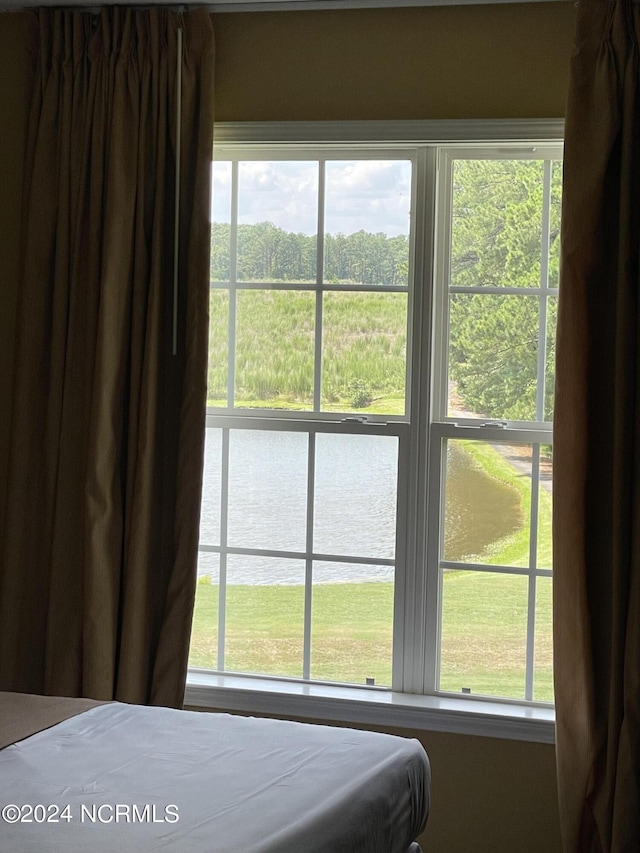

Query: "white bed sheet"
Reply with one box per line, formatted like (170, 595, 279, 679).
(0, 702, 429, 852)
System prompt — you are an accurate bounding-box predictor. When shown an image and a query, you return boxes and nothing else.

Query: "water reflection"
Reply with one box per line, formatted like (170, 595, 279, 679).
(444, 442, 524, 563)
(199, 430, 527, 581)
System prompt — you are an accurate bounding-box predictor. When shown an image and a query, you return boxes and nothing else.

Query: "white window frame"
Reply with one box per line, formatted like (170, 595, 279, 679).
(186, 119, 563, 743)
(422, 146, 559, 704)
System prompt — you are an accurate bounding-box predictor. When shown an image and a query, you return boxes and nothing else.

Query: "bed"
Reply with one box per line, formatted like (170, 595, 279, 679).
(0, 691, 430, 852)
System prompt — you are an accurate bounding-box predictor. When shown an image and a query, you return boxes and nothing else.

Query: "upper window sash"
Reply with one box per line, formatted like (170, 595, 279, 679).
(432, 145, 563, 429)
(208, 147, 418, 423)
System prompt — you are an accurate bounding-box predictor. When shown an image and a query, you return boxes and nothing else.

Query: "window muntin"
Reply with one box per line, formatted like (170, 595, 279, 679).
(191, 140, 561, 709)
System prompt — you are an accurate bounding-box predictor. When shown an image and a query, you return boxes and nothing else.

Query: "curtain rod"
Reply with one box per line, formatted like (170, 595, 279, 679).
(0, 0, 571, 14)
(211, 0, 568, 11)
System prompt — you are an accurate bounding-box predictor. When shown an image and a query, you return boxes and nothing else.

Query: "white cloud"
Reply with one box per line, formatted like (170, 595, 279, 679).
(325, 161, 411, 237)
(211, 161, 232, 223)
(238, 161, 319, 235)
(211, 159, 411, 238)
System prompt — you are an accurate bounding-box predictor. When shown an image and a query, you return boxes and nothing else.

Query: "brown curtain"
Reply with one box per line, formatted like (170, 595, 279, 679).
(554, 0, 640, 849)
(0, 8, 214, 708)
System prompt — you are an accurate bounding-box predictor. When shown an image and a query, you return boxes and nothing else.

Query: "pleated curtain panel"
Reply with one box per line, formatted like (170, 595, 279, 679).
(0, 8, 215, 708)
(554, 0, 640, 850)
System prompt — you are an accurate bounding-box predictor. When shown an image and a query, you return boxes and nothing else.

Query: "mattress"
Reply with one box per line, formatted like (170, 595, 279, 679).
(0, 695, 430, 852)
(0, 691, 109, 750)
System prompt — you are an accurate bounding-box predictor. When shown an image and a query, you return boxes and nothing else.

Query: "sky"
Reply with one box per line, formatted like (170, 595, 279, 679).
(211, 159, 412, 237)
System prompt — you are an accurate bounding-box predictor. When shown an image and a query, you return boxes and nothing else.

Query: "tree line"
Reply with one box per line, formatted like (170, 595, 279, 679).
(210, 222, 409, 287)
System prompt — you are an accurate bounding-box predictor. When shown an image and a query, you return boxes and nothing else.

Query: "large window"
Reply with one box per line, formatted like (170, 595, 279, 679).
(189, 130, 561, 721)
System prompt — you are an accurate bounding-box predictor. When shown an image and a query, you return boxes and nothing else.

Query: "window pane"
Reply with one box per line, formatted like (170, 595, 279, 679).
(314, 433, 398, 559)
(450, 159, 543, 289)
(208, 290, 229, 407)
(237, 161, 318, 283)
(448, 293, 540, 421)
(444, 440, 531, 568)
(211, 162, 231, 284)
(311, 562, 393, 686)
(534, 576, 553, 702)
(234, 290, 315, 410)
(537, 447, 553, 569)
(199, 427, 223, 546)
(321, 291, 408, 415)
(548, 160, 562, 290)
(544, 296, 558, 421)
(439, 570, 528, 699)
(225, 556, 305, 677)
(324, 160, 411, 287)
(228, 430, 308, 552)
(189, 553, 219, 669)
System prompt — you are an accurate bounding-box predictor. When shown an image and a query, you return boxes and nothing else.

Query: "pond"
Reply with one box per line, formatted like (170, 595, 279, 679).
(444, 442, 523, 562)
(198, 429, 524, 583)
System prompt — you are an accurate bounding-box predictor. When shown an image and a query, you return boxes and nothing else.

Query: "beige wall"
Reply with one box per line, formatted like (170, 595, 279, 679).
(212, 3, 574, 121)
(0, 5, 572, 852)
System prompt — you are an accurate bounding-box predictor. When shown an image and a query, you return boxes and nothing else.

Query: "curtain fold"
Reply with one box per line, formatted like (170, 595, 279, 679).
(554, 0, 640, 849)
(0, 7, 214, 708)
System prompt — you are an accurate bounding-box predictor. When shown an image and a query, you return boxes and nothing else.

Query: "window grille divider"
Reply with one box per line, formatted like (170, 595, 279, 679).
(218, 428, 231, 671)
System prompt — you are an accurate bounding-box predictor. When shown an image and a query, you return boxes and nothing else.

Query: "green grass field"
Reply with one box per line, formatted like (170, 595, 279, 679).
(190, 580, 394, 687)
(190, 571, 552, 702)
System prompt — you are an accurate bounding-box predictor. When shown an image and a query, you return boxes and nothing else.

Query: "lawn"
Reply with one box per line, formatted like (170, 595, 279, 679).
(439, 569, 553, 701)
(190, 580, 394, 687)
(190, 558, 553, 703)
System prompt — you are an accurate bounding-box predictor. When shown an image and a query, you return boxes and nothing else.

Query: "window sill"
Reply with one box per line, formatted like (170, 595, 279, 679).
(185, 670, 555, 744)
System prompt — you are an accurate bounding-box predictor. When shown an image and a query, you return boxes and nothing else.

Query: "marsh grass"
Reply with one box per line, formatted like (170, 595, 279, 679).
(207, 289, 407, 411)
